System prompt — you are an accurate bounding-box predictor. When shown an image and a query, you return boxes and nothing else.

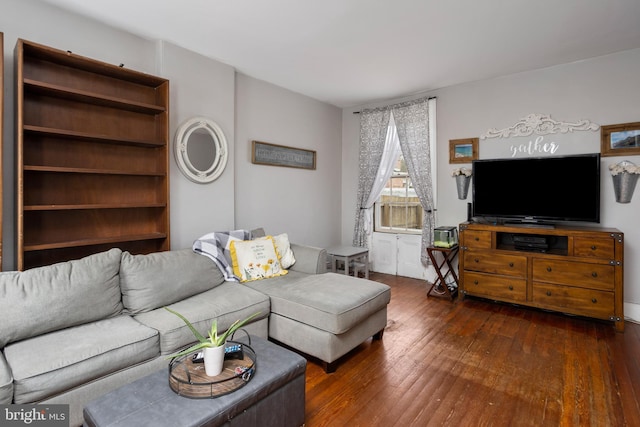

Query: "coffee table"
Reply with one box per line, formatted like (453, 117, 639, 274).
(83, 336, 306, 427)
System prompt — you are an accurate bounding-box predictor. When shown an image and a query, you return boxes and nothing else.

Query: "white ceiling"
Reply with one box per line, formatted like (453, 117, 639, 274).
(40, 0, 640, 108)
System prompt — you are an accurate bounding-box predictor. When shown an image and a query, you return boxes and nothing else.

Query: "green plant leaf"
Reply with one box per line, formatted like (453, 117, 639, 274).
(165, 341, 211, 360)
(218, 312, 261, 344)
(164, 307, 207, 343)
(163, 309, 262, 358)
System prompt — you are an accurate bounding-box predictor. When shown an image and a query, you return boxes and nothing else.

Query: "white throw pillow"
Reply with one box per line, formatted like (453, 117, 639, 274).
(230, 236, 288, 282)
(273, 233, 296, 269)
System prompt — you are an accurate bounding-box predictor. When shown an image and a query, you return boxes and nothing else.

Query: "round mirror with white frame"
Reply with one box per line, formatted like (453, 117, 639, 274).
(174, 117, 228, 183)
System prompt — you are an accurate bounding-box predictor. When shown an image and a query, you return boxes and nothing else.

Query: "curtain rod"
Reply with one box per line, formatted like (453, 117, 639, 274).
(352, 96, 437, 114)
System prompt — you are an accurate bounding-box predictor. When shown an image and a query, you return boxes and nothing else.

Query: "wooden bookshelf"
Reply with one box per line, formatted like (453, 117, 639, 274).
(15, 39, 170, 270)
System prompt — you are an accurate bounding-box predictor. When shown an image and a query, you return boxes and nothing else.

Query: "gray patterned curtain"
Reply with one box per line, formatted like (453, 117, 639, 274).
(393, 98, 435, 265)
(352, 108, 391, 247)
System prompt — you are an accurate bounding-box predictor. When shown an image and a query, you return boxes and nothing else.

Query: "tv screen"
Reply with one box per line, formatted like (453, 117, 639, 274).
(472, 154, 601, 224)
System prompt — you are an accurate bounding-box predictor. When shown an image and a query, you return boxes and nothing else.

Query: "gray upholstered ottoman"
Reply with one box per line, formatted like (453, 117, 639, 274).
(83, 336, 306, 427)
(245, 271, 391, 372)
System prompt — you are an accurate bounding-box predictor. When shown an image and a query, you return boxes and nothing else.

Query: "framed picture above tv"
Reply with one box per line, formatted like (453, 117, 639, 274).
(449, 138, 478, 164)
(600, 121, 640, 157)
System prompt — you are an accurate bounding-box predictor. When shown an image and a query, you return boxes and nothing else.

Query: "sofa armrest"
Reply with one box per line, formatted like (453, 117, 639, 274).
(289, 244, 327, 275)
(0, 350, 13, 404)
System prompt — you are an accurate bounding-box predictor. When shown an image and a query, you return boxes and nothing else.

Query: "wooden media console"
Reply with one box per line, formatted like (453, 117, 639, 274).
(459, 222, 624, 332)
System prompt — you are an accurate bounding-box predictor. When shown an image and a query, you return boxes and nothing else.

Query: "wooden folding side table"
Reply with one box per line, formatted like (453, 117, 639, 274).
(426, 245, 459, 300)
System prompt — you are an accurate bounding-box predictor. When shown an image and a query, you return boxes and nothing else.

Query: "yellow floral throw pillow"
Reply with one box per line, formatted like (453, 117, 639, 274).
(230, 236, 288, 282)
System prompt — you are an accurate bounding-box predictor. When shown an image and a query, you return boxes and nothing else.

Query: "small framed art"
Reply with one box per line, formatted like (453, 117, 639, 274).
(600, 122, 640, 157)
(449, 138, 479, 164)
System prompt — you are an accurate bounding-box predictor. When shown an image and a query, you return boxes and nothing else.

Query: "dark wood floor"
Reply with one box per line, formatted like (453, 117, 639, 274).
(303, 273, 640, 426)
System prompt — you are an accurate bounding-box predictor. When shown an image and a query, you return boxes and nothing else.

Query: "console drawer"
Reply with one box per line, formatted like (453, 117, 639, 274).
(532, 259, 614, 290)
(463, 251, 526, 277)
(463, 272, 527, 302)
(532, 283, 614, 319)
(463, 230, 492, 249)
(573, 237, 615, 259)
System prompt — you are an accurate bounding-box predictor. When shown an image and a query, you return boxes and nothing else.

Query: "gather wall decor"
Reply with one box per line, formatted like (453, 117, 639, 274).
(479, 113, 600, 158)
(481, 113, 600, 139)
(251, 140, 316, 170)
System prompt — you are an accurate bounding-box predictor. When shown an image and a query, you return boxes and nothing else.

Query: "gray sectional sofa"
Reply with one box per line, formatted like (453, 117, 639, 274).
(0, 241, 390, 426)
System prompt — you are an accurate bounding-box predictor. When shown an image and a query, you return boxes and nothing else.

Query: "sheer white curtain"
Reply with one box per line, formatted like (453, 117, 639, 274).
(362, 114, 402, 232)
(353, 108, 391, 247)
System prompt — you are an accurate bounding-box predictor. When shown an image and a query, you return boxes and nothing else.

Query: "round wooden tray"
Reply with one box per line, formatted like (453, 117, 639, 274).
(168, 340, 256, 399)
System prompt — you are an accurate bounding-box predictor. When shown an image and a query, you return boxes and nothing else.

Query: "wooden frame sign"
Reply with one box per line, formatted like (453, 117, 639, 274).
(251, 140, 316, 170)
(449, 138, 479, 164)
(600, 122, 640, 157)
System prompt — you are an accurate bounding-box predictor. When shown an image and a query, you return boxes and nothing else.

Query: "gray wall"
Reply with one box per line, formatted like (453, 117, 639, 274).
(159, 41, 237, 250)
(0, 0, 342, 269)
(342, 49, 640, 320)
(234, 73, 342, 247)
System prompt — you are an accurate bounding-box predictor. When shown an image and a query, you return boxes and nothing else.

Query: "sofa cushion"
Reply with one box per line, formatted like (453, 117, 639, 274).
(230, 237, 287, 282)
(245, 272, 391, 335)
(120, 249, 225, 315)
(0, 248, 123, 348)
(0, 351, 12, 404)
(5, 315, 159, 404)
(134, 282, 270, 355)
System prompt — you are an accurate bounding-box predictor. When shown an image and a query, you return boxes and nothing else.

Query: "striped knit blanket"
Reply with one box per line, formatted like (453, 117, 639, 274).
(193, 229, 252, 281)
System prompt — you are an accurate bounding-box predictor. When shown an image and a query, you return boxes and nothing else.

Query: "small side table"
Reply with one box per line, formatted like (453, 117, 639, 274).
(326, 246, 369, 279)
(426, 245, 459, 300)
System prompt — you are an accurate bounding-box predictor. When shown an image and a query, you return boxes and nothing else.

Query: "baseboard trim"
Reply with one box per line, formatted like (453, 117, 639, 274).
(624, 302, 640, 324)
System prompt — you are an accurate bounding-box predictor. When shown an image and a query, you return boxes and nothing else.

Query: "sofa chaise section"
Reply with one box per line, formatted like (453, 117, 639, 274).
(245, 270, 391, 373)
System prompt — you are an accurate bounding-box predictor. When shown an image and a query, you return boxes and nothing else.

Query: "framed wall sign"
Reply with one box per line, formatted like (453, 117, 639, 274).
(251, 140, 316, 170)
(601, 122, 640, 157)
(449, 138, 479, 164)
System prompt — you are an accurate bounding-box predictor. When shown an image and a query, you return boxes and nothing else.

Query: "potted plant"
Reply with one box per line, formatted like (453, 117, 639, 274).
(165, 307, 260, 376)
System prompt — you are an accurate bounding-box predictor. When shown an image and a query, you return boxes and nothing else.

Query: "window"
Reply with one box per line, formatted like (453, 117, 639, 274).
(374, 99, 437, 234)
(375, 154, 423, 233)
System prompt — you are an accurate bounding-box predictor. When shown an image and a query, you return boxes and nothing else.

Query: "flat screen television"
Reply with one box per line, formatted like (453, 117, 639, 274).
(472, 153, 601, 225)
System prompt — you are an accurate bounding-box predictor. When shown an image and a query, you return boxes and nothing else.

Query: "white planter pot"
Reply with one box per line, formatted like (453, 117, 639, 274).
(203, 345, 225, 377)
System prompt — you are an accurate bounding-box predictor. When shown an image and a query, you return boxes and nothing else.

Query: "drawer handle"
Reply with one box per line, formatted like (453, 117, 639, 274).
(474, 280, 479, 285)
(508, 285, 514, 290)
(509, 262, 514, 268)
(474, 258, 480, 263)
(546, 291, 552, 296)
(592, 272, 598, 278)
(546, 267, 552, 272)
(591, 245, 597, 250)
(592, 298, 598, 304)
(475, 237, 480, 241)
